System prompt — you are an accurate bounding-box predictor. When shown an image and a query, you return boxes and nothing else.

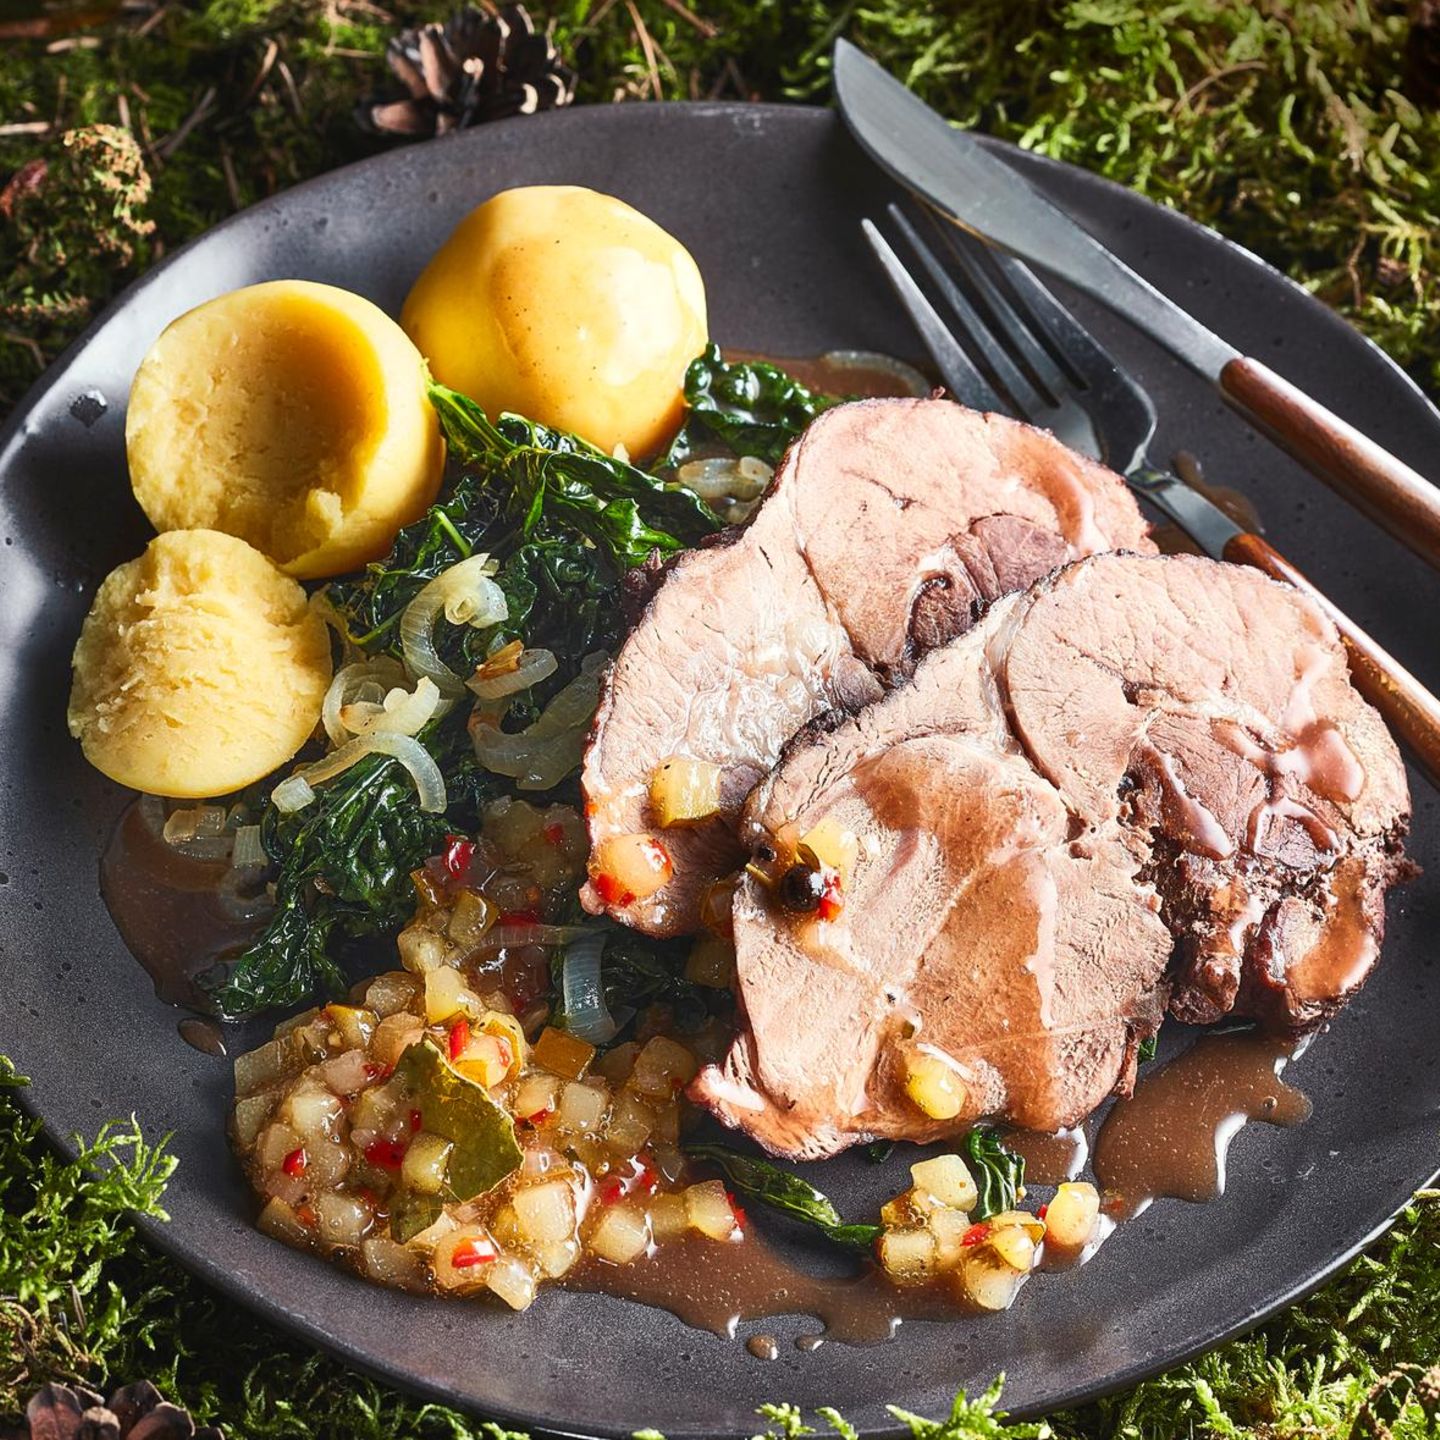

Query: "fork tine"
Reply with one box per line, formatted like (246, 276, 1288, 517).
(952, 226, 1128, 393)
(884, 204, 1050, 424)
(927, 214, 1076, 403)
(860, 218, 1004, 413)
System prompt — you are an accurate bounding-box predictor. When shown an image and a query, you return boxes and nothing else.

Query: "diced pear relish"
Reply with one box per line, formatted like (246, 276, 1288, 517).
(229, 810, 739, 1312)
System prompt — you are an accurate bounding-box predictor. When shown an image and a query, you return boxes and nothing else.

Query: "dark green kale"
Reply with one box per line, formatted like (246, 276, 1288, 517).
(547, 926, 720, 1040)
(214, 383, 724, 1018)
(1138, 1030, 1159, 1064)
(964, 1128, 1026, 1221)
(206, 709, 489, 1018)
(663, 343, 844, 468)
(684, 1143, 881, 1253)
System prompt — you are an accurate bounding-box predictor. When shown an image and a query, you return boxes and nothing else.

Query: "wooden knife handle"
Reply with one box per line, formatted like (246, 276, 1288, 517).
(1221, 356, 1440, 570)
(1223, 530, 1440, 790)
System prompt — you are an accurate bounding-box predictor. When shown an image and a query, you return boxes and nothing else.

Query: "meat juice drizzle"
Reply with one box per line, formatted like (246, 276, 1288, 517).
(100, 799, 259, 1045)
(1091, 1030, 1311, 1218)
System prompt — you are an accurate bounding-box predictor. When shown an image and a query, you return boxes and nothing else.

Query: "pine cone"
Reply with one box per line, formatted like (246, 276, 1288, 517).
(359, 4, 576, 139)
(15, 1381, 224, 1440)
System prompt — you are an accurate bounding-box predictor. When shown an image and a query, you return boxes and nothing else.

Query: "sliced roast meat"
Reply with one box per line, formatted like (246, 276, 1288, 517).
(693, 553, 1411, 1158)
(581, 397, 1154, 937)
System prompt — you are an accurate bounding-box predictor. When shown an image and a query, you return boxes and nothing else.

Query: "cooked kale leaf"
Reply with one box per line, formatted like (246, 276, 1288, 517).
(663, 342, 843, 468)
(212, 383, 721, 1017)
(964, 1127, 1026, 1221)
(684, 1142, 881, 1252)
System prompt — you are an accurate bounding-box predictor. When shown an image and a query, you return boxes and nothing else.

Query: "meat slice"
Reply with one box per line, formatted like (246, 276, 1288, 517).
(694, 553, 1411, 1158)
(581, 397, 1154, 936)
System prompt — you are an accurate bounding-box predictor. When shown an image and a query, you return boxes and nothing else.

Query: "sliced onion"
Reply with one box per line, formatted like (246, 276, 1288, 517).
(468, 647, 558, 701)
(272, 775, 317, 814)
(560, 928, 619, 1044)
(675, 455, 774, 502)
(400, 554, 508, 697)
(231, 824, 267, 871)
(322, 658, 407, 747)
(301, 731, 446, 814)
(367, 677, 442, 736)
(822, 348, 931, 398)
(217, 865, 276, 923)
(454, 923, 588, 962)
(470, 652, 606, 792)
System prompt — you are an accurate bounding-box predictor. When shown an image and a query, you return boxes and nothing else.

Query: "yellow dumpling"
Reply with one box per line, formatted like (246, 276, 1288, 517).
(126, 280, 445, 580)
(68, 530, 332, 798)
(401, 186, 708, 458)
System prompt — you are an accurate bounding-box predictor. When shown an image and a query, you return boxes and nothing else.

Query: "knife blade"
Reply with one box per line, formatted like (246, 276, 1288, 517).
(833, 38, 1440, 573)
(1125, 465, 1241, 560)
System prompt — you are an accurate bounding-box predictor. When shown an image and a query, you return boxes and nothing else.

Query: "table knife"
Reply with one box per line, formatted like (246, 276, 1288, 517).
(833, 38, 1440, 573)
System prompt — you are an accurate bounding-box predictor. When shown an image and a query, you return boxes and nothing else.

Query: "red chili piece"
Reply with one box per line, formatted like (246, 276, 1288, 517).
(409, 1108, 423, 1133)
(282, 1146, 307, 1178)
(448, 1017, 471, 1062)
(295, 1202, 318, 1229)
(451, 1236, 499, 1269)
(598, 1178, 626, 1206)
(442, 834, 476, 879)
(961, 1222, 991, 1247)
(591, 874, 636, 907)
(1036, 1204, 1049, 1221)
(816, 872, 845, 923)
(728, 1193, 747, 1233)
(364, 1137, 408, 1170)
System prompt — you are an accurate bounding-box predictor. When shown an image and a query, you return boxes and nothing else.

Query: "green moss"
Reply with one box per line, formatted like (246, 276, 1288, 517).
(3, 1, 1440, 408)
(1, 1059, 1438, 1438)
(3, 3, 1440, 1435)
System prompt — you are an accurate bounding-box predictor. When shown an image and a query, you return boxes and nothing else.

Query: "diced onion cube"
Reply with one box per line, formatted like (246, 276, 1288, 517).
(556, 1080, 609, 1134)
(397, 924, 453, 974)
(958, 1249, 1024, 1312)
(532, 1026, 596, 1081)
(589, 1203, 650, 1265)
(987, 1224, 1038, 1273)
(604, 1092, 656, 1158)
(1044, 1182, 1100, 1252)
(649, 757, 725, 827)
(401, 1132, 454, 1194)
(233, 1037, 301, 1097)
(594, 1041, 639, 1083)
(929, 1207, 974, 1270)
(512, 1073, 559, 1124)
(454, 1033, 513, 1089)
(282, 1082, 343, 1140)
(256, 1121, 303, 1174)
(513, 1180, 577, 1246)
(902, 1049, 967, 1120)
(986, 1210, 1046, 1245)
(647, 1192, 690, 1242)
(684, 934, 736, 989)
(534, 1237, 582, 1278)
(432, 1227, 499, 1291)
(910, 1153, 978, 1212)
(370, 1014, 424, 1071)
(257, 1196, 309, 1245)
(232, 1091, 277, 1148)
(425, 966, 481, 1024)
(323, 1004, 377, 1050)
(448, 889, 498, 947)
(363, 1235, 427, 1290)
(314, 1192, 372, 1249)
(879, 1226, 938, 1284)
(364, 970, 421, 1018)
(485, 1254, 538, 1311)
(630, 1037, 698, 1099)
(321, 1048, 371, 1097)
(685, 1180, 740, 1241)
(590, 833, 673, 905)
(797, 817, 859, 886)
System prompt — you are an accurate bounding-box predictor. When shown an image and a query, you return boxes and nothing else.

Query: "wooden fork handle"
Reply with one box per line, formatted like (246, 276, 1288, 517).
(1221, 356, 1440, 571)
(1223, 530, 1440, 790)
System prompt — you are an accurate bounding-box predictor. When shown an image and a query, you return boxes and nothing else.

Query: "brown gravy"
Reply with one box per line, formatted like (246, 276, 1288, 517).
(1153, 452, 1265, 555)
(1006, 1125, 1089, 1185)
(729, 350, 922, 401)
(179, 1016, 228, 1057)
(1092, 1030, 1310, 1217)
(567, 1232, 953, 1343)
(100, 799, 263, 1011)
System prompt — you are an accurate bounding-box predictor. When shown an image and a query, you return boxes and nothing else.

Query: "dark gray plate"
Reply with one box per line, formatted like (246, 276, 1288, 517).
(2, 103, 1439, 1439)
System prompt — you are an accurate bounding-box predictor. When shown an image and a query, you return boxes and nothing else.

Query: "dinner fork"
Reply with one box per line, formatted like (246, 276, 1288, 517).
(863, 203, 1440, 791)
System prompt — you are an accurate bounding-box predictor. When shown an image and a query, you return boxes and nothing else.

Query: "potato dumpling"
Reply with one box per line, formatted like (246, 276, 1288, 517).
(126, 280, 444, 580)
(68, 530, 332, 798)
(402, 186, 707, 458)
